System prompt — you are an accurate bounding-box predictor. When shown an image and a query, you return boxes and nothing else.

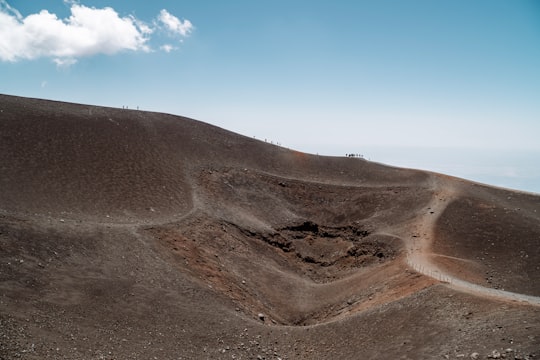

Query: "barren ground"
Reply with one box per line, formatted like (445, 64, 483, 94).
(1, 94, 539, 359)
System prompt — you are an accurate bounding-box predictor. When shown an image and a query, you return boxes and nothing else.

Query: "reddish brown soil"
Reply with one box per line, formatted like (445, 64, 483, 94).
(1, 94, 539, 359)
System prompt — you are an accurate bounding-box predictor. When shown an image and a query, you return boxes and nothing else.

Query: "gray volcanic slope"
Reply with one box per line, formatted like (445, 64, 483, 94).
(1, 94, 539, 359)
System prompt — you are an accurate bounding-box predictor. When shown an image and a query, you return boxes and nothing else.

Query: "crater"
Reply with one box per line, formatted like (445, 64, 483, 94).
(148, 218, 404, 325)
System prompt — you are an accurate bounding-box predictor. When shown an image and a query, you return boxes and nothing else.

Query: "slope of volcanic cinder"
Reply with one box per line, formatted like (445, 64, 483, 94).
(0, 94, 427, 223)
(0, 95, 193, 222)
(432, 181, 540, 297)
(1, 94, 540, 359)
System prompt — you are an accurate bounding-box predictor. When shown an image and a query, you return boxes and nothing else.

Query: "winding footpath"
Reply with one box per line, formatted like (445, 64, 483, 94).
(404, 177, 540, 306)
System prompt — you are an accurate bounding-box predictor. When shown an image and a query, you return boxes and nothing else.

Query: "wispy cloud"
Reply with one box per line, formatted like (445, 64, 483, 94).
(158, 9, 193, 37)
(54, 58, 78, 68)
(160, 44, 176, 53)
(0, 1, 193, 65)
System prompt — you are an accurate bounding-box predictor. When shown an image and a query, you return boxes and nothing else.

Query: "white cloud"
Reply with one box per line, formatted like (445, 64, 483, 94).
(0, 1, 192, 64)
(134, 19, 154, 35)
(0, 0, 21, 19)
(158, 9, 193, 37)
(54, 57, 78, 68)
(160, 44, 176, 53)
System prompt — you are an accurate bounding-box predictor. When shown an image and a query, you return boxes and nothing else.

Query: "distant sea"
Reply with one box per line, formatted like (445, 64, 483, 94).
(362, 147, 540, 195)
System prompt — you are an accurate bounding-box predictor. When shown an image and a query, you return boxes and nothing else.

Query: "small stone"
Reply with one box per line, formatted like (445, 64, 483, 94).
(258, 313, 265, 321)
(470, 353, 480, 359)
(489, 350, 501, 359)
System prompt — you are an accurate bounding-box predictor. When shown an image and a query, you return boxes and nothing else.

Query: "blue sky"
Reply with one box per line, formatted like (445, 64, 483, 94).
(1, 1, 540, 192)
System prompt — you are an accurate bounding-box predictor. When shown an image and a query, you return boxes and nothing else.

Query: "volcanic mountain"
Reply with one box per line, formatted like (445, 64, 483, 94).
(1, 94, 539, 359)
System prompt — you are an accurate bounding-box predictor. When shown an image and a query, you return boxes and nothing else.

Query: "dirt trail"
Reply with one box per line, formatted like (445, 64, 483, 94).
(404, 176, 540, 306)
